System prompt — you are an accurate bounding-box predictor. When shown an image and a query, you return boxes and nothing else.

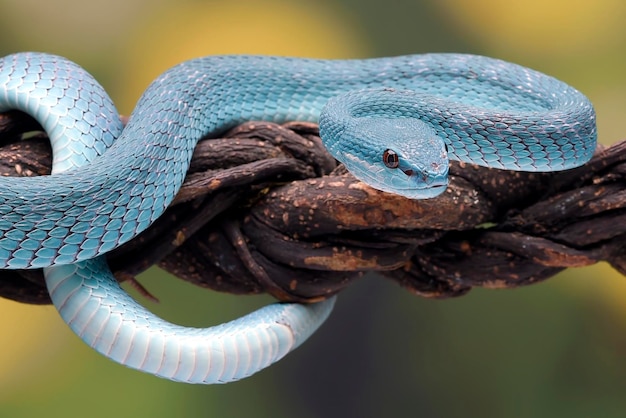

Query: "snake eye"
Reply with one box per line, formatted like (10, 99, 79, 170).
(383, 149, 399, 169)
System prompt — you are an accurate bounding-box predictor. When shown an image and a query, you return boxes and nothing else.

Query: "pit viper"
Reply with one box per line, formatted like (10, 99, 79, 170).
(0, 52, 596, 383)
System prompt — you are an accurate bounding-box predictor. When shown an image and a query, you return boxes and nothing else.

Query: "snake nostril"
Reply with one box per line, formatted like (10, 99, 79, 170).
(402, 169, 414, 176)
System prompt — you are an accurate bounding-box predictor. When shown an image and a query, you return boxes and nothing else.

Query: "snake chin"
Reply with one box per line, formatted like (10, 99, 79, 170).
(399, 183, 448, 199)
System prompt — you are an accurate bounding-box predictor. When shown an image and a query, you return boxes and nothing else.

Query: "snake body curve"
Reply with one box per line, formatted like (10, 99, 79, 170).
(45, 259, 335, 383)
(0, 52, 596, 383)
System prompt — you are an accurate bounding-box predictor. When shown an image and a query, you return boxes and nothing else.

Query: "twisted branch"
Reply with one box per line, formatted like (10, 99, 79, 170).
(1, 111, 624, 304)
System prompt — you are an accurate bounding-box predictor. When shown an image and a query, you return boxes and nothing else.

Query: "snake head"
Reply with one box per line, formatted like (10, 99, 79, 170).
(326, 116, 450, 199)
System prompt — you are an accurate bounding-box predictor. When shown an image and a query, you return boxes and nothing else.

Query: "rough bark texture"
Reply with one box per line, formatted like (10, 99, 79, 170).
(0, 111, 624, 304)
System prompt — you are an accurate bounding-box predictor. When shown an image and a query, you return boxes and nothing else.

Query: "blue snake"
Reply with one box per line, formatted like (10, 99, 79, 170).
(0, 52, 596, 383)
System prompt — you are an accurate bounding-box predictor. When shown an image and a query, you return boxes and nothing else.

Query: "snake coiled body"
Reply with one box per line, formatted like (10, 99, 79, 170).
(0, 52, 596, 383)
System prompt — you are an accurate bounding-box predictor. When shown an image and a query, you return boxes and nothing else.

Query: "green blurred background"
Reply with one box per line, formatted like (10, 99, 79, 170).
(1, 0, 626, 417)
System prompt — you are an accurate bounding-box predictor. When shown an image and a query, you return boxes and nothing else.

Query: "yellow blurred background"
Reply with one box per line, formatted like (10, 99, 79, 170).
(1, 0, 626, 417)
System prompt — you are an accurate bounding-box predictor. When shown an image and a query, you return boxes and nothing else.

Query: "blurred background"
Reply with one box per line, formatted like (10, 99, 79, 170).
(1, 0, 626, 417)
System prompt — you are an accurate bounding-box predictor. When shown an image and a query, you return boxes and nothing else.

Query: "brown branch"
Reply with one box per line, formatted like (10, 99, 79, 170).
(0, 111, 624, 304)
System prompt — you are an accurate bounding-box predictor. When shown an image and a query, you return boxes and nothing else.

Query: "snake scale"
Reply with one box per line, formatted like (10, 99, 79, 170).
(0, 52, 596, 383)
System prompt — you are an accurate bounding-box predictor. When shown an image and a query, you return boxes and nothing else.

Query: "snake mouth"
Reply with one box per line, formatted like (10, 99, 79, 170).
(363, 167, 449, 199)
(396, 163, 449, 198)
(404, 175, 448, 199)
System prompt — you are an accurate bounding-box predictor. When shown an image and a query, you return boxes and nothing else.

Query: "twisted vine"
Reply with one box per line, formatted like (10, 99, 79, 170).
(1, 111, 624, 304)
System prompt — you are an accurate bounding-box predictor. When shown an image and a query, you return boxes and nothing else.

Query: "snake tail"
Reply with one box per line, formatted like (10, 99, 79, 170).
(45, 258, 336, 383)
